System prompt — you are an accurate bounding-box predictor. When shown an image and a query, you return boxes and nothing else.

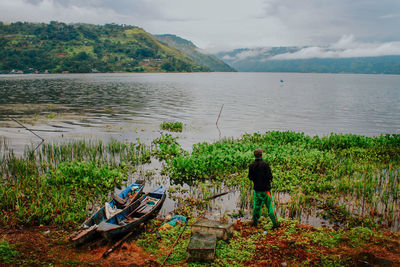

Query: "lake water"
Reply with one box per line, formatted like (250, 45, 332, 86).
(1, 72, 399, 152)
(1, 72, 399, 229)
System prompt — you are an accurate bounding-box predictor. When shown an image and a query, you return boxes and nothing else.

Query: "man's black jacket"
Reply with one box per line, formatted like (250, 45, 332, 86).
(248, 158, 273, 192)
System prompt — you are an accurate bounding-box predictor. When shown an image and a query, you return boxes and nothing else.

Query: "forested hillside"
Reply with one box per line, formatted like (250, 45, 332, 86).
(155, 34, 235, 72)
(0, 21, 209, 73)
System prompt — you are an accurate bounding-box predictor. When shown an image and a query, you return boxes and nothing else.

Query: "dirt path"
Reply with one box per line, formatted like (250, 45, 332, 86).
(234, 222, 400, 266)
(0, 225, 158, 266)
(2, 223, 400, 266)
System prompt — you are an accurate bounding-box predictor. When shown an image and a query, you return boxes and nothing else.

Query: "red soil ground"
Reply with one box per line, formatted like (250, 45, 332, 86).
(1, 222, 399, 266)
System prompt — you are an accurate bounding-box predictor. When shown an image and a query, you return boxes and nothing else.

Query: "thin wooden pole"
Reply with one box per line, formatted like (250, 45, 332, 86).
(9, 117, 45, 151)
(102, 231, 134, 258)
(161, 220, 188, 266)
(216, 104, 224, 139)
(205, 190, 232, 200)
(216, 104, 224, 126)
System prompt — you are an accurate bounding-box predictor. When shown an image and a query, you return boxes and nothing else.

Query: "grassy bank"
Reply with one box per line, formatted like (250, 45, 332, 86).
(0, 138, 151, 227)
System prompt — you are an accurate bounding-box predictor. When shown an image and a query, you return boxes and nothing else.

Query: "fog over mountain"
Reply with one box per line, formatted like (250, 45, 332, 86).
(220, 36, 400, 61)
(216, 36, 400, 74)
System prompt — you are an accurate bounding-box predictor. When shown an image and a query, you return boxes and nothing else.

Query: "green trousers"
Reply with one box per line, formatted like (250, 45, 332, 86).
(252, 190, 278, 226)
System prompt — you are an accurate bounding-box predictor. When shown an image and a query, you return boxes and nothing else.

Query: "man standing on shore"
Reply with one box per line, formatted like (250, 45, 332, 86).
(248, 148, 280, 229)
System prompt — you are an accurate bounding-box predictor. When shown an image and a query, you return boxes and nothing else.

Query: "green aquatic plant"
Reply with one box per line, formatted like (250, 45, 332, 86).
(152, 134, 185, 161)
(160, 131, 400, 228)
(160, 121, 183, 132)
(165, 131, 399, 187)
(168, 137, 255, 182)
(35, 138, 152, 170)
(119, 139, 152, 165)
(47, 160, 127, 192)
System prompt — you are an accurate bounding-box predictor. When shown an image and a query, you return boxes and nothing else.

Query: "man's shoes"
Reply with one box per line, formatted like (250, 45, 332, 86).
(271, 223, 281, 230)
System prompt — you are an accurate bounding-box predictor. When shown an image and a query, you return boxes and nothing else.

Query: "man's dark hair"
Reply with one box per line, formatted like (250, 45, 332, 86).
(254, 148, 263, 158)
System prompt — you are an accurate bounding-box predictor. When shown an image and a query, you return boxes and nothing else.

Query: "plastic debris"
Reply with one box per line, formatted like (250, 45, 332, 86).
(263, 230, 268, 235)
(159, 215, 187, 231)
(105, 202, 122, 219)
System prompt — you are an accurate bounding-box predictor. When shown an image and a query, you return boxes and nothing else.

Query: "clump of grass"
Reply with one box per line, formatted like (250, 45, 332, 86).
(160, 121, 183, 132)
(0, 138, 150, 227)
(0, 159, 127, 227)
(0, 239, 19, 264)
(46, 112, 56, 119)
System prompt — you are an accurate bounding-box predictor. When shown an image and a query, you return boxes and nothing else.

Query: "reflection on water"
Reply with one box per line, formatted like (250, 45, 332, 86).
(0, 74, 194, 122)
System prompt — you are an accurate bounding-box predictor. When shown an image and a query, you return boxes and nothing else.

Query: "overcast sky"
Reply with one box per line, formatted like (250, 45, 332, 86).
(1, 0, 400, 56)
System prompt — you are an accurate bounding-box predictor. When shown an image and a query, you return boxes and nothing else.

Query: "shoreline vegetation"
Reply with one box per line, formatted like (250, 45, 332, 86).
(1, 130, 400, 265)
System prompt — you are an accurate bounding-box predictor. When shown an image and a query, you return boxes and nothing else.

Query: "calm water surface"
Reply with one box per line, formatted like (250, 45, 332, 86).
(1, 72, 399, 151)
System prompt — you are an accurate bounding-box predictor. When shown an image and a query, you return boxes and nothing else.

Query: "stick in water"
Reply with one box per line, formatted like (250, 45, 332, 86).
(9, 117, 45, 152)
(206, 191, 232, 200)
(216, 104, 224, 139)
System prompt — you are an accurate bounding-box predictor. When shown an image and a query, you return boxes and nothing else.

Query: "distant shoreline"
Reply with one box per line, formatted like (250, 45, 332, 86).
(1, 71, 399, 76)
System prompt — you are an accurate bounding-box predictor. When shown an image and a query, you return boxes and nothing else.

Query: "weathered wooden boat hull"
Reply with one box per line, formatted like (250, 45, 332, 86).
(97, 186, 166, 241)
(69, 180, 145, 247)
(68, 226, 100, 247)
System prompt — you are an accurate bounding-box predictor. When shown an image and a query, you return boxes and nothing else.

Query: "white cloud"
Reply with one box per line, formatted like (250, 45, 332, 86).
(331, 35, 360, 49)
(0, 0, 128, 24)
(270, 36, 400, 60)
(379, 13, 400, 19)
(235, 48, 272, 60)
(222, 55, 235, 60)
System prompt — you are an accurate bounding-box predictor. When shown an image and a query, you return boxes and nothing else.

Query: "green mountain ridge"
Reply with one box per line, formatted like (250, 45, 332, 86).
(154, 34, 235, 72)
(0, 21, 209, 73)
(216, 48, 400, 74)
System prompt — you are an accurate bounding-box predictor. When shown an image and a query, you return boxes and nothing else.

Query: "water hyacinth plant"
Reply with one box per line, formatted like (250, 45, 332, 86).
(161, 131, 400, 228)
(160, 121, 183, 132)
(152, 133, 185, 161)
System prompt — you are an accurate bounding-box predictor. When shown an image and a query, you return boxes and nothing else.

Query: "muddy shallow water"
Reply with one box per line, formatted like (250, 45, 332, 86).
(1, 73, 399, 230)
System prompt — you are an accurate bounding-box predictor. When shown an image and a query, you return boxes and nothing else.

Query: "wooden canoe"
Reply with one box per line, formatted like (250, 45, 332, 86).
(69, 180, 145, 247)
(97, 186, 166, 241)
